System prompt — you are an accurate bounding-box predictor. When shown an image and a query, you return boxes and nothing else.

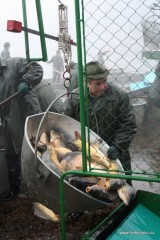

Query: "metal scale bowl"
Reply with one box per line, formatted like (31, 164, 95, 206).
(21, 111, 123, 213)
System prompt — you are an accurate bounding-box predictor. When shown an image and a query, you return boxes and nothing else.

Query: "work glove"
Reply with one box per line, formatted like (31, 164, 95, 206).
(107, 145, 121, 160)
(18, 82, 29, 95)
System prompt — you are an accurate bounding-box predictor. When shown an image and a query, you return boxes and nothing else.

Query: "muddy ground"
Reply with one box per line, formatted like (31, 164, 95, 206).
(0, 106, 160, 240)
(0, 196, 125, 240)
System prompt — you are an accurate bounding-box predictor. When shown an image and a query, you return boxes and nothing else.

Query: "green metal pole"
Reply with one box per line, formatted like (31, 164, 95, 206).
(22, 0, 30, 61)
(60, 1, 88, 238)
(74, 0, 87, 172)
(35, 0, 48, 61)
(82, 202, 124, 239)
(59, 168, 160, 239)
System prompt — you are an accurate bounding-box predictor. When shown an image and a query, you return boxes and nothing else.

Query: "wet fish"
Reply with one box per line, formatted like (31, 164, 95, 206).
(54, 146, 72, 161)
(86, 185, 119, 203)
(95, 177, 124, 190)
(60, 152, 107, 172)
(30, 132, 48, 153)
(61, 152, 83, 171)
(105, 178, 126, 191)
(117, 183, 136, 206)
(39, 131, 49, 146)
(72, 131, 118, 171)
(50, 129, 66, 147)
(69, 176, 99, 192)
(33, 202, 60, 222)
(96, 177, 108, 188)
(47, 142, 64, 173)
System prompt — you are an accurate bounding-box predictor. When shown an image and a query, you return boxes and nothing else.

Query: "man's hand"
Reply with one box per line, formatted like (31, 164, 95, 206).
(107, 145, 120, 160)
(18, 82, 29, 95)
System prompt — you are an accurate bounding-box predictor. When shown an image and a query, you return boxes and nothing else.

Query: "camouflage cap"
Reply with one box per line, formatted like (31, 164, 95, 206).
(86, 61, 109, 79)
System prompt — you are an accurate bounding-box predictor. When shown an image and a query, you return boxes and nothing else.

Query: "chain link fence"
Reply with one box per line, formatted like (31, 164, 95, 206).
(75, 0, 160, 187)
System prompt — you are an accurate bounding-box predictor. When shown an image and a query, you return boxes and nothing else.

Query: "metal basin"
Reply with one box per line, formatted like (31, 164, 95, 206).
(21, 112, 122, 213)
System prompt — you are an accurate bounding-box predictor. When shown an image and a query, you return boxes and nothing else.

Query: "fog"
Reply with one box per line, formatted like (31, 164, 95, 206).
(0, 0, 159, 78)
(0, 0, 77, 79)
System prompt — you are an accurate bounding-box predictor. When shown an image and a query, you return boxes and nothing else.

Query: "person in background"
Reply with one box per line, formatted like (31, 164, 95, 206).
(1, 42, 11, 62)
(97, 49, 109, 67)
(68, 61, 79, 92)
(62, 61, 137, 185)
(47, 49, 64, 83)
(0, 57, 43, 201)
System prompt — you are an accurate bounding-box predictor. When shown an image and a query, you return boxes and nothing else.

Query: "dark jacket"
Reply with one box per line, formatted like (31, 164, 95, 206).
(0, 57, 43, 154)
(35, 79, 63, 113)
(48, 54, 64, 72)
(62, 83, 137, 171)
(68, 63, 78, 92)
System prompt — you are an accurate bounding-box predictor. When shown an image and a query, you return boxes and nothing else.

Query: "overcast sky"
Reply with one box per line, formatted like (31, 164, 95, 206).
(0, 0, 159, 78)
(0, 0, 77, 78)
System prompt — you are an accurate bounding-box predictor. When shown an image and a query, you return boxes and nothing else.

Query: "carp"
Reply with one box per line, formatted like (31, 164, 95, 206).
(30, 131, 49, 153)
(104, 178, 126, 191)
(60, 151, 110, 173)
(71, 131, 118, 171)
(47, 142, 64, 173)
(61, 152, 83, 171)
(117, 183, 136, 206)
(86, 185, 119, 203)
(39, 131, 49, 146)
(50, 129, 66, 147)
(33, 202, 59, 222)
(69, 176, 99, 192)
(54, 146, 72, 161)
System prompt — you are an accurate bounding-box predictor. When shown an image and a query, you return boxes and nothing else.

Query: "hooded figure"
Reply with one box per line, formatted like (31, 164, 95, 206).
(62, 61, 137, 184)
(1, 42, 11, 66)
(47, 50, 64, 83)
(0, 57, 43, 201)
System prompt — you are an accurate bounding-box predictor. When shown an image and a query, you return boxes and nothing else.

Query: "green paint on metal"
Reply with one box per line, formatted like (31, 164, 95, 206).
(136, 190, 160, 217)
(107, 203, 160, 240)
(22, 0, 47, 62)
(22, 0, 30, 62)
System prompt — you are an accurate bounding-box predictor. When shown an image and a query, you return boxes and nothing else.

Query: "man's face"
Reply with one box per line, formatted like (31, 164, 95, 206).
(87, 78, 107, 97)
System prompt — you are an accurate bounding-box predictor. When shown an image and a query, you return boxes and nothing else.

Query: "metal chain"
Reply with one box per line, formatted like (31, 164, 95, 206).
(58, 1, 72, 95)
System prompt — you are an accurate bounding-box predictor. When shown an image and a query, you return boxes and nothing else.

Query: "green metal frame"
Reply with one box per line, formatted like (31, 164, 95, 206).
(22, 0, 47, 61)
(20, 0, 160, 239)
(58, 1, 160, 239)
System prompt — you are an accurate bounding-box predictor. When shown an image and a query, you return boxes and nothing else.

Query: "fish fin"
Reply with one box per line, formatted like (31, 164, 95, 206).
(117, 184, 136, 206)
(33, 202, 60, 222)
(39, 132, 49, 145)
(86, 186, 91, 192)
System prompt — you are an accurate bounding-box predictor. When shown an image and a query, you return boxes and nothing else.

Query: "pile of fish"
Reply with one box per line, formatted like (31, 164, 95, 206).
(30, 129, 136, 206)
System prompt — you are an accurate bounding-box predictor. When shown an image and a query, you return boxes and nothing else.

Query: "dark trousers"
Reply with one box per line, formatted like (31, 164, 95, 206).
(53, 71, 61, 83)
(6, 154, 21, 194)
(119, 150, 132, 185)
